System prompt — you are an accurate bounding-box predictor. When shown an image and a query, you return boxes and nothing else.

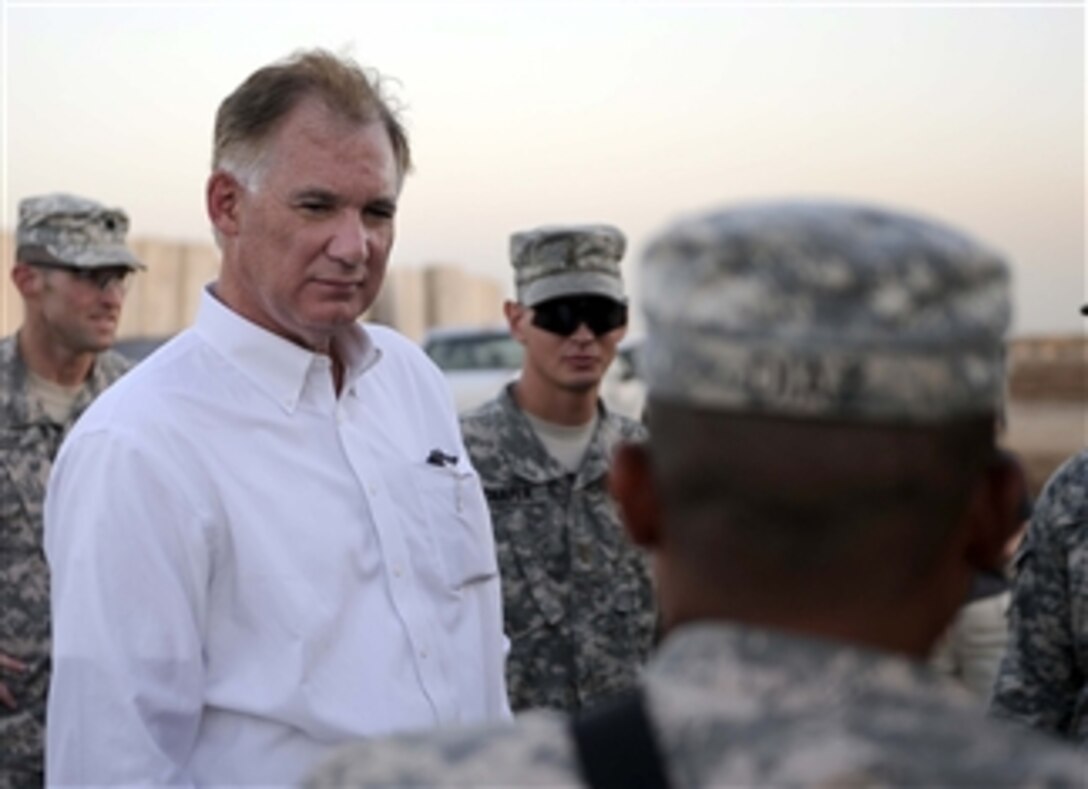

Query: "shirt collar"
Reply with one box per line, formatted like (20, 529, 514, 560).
(194, 286, 382, 413)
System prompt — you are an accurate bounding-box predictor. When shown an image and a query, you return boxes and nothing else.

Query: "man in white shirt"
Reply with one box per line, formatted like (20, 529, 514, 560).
(44, 49, 510, 786)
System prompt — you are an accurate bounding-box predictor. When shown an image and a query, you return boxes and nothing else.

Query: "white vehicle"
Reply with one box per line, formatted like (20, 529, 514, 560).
(422, 326, 521, 414)
(422, 326, 645, 421)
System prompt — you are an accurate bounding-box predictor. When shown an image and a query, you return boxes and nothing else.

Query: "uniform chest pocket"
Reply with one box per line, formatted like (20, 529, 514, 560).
(412, 463, 499, 590)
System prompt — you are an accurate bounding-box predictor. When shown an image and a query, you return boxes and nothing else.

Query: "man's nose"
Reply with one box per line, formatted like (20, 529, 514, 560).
(100, 279, 127, 306)
(570, 322, 595, 341)
(327, 211, 369, 266)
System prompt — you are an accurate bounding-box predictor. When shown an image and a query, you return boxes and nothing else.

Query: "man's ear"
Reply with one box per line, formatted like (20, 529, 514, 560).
(609, 442, 663, 549)
(206, 170, 244, 238)
(11, 261, 42, 299)
(964, 450, 1028, 573)
(504, 300, 528, 344)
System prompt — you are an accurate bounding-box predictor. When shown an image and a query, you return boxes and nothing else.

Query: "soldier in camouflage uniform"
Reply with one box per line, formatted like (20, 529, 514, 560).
(0, 193, 142, 788)
(307, 200, 1084, 787)
(461, 224, 655, 712)
(990, 440, 1088, 745)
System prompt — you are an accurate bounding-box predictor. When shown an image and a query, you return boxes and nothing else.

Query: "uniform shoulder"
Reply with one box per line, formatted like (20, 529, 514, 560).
(961, 719, 1086, 785)
(459, 396, 511, 462)
(599, 408, 648, 451)
(1032, 448, 1088, 529)
(0, 334, 16, 368)
(612, 411, 648, 441)
(1045, 448, 1088, 484)
(95, 348, 133, 380)
(306, 711, 577, 788)
(460, 394, 508, 431)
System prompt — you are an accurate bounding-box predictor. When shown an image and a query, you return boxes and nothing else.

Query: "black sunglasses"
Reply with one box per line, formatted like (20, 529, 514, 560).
(530, 296, 628, 337)
(32, 262, 134, 292)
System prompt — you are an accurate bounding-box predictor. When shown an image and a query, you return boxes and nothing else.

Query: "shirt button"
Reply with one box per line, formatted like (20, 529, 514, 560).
(393, 565, 403, 578)
(419, 648, 428, 659)
(368, 484, 378, 496)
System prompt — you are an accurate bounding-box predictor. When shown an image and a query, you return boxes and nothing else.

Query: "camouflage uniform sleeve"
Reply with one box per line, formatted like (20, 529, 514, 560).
(989, 454, 1088, 739)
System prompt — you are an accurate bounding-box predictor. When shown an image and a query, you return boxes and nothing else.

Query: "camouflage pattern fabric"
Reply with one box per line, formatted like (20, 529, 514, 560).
(640, 201, 1010, 422)
(990, 449, 1088, 747)
(0, 335, 131, 788)
(16, 192, 142, 271)
(461, 384, 655, 712)
(307, 623, 1086, 787)
(510, 224, 626, 306)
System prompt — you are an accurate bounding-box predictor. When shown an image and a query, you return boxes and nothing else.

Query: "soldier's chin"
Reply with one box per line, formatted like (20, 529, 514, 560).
(88, 332, 118, 353)
(560, 377, 599, 395)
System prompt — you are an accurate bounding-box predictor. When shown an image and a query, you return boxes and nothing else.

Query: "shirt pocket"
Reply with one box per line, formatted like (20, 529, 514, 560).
(413, 463, 499, 590)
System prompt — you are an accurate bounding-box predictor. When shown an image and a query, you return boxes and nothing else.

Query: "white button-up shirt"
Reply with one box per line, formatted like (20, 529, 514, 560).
(44, 289, 510, 786)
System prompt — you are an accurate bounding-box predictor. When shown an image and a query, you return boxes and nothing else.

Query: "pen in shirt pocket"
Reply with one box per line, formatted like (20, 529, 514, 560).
(426, 449, 458, 467)
(427, 448, 464, 512)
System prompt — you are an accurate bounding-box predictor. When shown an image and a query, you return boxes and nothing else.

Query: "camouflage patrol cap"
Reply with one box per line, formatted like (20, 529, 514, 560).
(511, 224, 626, 306)
(641, 200, 1010, 422)
(16, 193, 143, 270)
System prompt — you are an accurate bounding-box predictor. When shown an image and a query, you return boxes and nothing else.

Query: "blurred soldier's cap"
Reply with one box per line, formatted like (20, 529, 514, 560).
(640, 200, 1011, 423)
(16, 193, 144, 270)
(510, 224, 626, 306)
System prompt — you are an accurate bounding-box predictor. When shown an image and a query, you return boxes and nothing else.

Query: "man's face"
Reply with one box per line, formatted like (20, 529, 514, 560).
(508, 295, 628, 394)
(32, 265, 131, 354)
(211, 97, 400, 352)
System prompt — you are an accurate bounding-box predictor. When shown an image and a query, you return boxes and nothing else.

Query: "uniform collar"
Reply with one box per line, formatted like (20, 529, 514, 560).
(496, 383, 617, 486)
(648, 622, 955, 700)
(0, 332, 128, 429)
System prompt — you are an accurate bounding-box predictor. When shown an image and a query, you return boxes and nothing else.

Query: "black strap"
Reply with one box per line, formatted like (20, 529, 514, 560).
(570, 689, 671, 789)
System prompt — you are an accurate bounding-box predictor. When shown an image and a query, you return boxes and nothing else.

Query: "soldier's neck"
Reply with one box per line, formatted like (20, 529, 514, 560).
(661, 574, 955, 661)
(17, 325, 96, 388)
(512, 374, 598, 427)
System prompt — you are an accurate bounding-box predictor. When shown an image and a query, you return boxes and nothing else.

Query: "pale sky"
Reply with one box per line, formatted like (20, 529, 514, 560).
(2, 0, 1084, 336)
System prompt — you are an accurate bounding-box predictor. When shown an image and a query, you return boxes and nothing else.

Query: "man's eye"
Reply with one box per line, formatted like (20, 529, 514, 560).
(299, 202, 333, 214)
(365, 205, 396, 220)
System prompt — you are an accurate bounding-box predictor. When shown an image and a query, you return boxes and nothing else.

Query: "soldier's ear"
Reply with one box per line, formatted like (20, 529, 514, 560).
(11, 261, 43, 299)
(504, 300, 529, 344)
(610, 442, 663, 549)
(964, 449, 1028, 573)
